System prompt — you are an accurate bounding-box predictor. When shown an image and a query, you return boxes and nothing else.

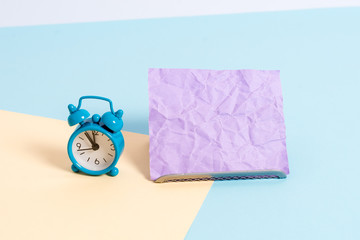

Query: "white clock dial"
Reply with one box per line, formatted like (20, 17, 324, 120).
(72, 130, 116, 171)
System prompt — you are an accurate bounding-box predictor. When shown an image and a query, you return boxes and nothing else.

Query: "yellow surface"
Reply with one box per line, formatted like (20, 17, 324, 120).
(0, 110, 213, 240)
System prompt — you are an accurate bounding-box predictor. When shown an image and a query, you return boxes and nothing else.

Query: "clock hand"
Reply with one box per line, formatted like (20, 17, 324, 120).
(77, 148, 94, 151)
(84, 131, 100, 151)
(84, 131, 96, 147)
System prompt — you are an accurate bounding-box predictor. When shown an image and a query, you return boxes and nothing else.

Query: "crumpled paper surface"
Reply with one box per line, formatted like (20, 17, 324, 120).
(148, 68, 289, 180)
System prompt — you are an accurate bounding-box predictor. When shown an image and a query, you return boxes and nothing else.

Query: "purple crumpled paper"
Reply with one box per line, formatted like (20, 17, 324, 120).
(148, 68, 289, 181)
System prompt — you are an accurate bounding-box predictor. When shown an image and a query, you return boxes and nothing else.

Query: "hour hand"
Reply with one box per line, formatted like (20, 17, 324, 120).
(84, 131, 96, 146)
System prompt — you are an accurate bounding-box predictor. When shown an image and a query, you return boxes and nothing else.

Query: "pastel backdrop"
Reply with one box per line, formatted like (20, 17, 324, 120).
(0, 2, 360, 239)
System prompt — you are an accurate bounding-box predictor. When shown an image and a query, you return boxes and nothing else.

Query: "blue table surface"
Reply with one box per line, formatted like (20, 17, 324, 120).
(1, 7, 359, 239)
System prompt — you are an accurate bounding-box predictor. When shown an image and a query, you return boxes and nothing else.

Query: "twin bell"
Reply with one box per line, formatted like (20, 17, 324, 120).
(67, 96, 123, 133)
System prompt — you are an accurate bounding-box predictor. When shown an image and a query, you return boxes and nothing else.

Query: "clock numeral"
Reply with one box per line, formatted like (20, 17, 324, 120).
(110, 144, 115, 151)
(94, 159, 100, 165)
(92, 131, 99, 136)
(76, 143, 81, 150)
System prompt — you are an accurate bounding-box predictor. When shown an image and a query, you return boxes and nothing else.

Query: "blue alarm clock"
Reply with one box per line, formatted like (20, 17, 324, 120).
(67, 96, 125, 176)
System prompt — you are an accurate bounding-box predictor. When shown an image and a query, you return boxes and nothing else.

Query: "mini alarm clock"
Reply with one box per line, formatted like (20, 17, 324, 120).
(67, 96, 125, 176)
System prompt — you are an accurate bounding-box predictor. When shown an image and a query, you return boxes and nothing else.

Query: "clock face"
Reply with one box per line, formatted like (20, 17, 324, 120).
(71, 130, 116, 171)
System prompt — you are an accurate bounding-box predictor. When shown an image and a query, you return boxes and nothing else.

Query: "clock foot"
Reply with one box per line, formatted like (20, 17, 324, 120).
(108, 167, 119, 177)
(71, 164, 79, 173)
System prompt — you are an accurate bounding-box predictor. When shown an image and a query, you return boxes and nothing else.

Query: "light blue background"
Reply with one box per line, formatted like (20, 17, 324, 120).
(1, 7, 359, 239)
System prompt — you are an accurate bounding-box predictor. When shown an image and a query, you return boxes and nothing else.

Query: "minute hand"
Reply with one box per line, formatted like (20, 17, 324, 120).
(77, 148, 94, 151)
(84, 131, 96, 146)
